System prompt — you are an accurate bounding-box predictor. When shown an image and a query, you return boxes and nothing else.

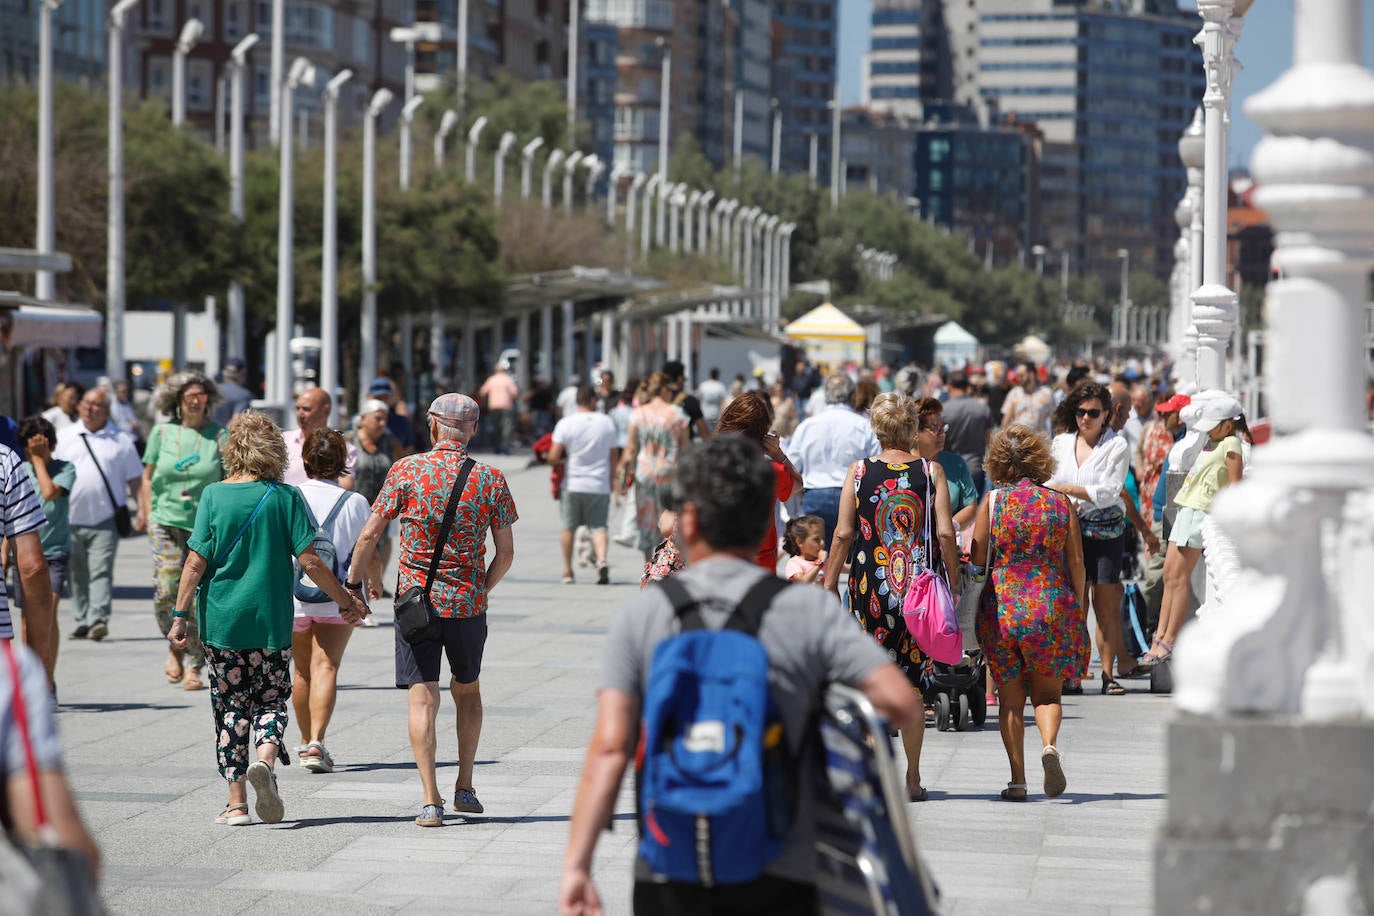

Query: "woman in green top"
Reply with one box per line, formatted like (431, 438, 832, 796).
(168, 411, 368, 827)
(17, 415, 77, 657)
(138, 371, 227, 691)
(1146, 397, 1250, 667)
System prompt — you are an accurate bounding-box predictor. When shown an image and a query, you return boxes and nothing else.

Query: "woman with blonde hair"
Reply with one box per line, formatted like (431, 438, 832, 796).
(615, 372, 688, 557)
(825, 391, 959, 802)
(971, 425, 1087, 801)
(168, 411, 367, 826)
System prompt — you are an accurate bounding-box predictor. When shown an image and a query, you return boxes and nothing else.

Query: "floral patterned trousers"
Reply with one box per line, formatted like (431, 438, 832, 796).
(204, 645, 293, 782)
(151, 523, 205, 669)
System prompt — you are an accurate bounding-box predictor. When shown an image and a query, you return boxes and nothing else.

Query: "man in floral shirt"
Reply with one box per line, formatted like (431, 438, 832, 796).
(348, 393, 517, 827)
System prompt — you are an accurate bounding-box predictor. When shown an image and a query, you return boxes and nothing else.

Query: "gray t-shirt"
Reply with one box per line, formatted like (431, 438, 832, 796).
(601, 556, 888, 886)
(942, 394, 994, 476)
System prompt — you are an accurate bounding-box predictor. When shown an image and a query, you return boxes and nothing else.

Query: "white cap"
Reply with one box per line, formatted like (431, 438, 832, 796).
(1183, 389, 1243, 433)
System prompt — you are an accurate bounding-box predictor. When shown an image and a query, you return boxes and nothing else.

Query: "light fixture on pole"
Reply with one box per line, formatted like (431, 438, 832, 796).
(769, 97, 781, 175)
(656, 36, 671, 183)
(1031, 244, 1046, 276)
(543, 148, 566, 210)
(171, 17, 204, 127)
(360, 88, 394, 401)
(607, 164, 630, 229)
(494, 130, 517, 201)
(320, 68, 352, 418)
(696, 190, 714, 254)
(583, 155, 603, 211)
(520, 136, 545, 199)
(34, 0, 64, 301)
(465, 115, 487, 183)
(398, 94, 424, 191)
(435, 109, 459, 168)
(225, 33, 258, 361)
(625, 170, 646, 235)
(274, 56, 316, 405)
(106, 0, 141, 383)
(562, 151, 584, 215)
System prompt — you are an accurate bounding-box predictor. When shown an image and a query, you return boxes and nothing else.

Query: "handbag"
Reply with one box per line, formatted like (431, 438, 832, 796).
(0, 640, 106, 916)
(901, 460, 963, 665)
(1080, 505, 1127, 541)
(79, 433, 133, 538)
(394, 457, 475, 645)
(955, 488, 998, 650)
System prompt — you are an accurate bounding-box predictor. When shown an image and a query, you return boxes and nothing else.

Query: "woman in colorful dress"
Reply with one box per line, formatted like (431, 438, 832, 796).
(138, 371, 227, 691)
(615, 373, 688, 558)
(825, 392, 959, 802)
(972, 424, 1087, 801)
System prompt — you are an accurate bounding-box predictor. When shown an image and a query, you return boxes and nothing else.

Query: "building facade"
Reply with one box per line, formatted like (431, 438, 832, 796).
(1, 0, 107, 89)
(771, 0, 837, 182)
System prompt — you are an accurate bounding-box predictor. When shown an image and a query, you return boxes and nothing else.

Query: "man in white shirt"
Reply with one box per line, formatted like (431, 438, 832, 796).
(696, 368, 729, 430)
(54, 388, 144, 642)
(785, 374, 881, 545)
(548, 386, 619, 585)
(283, 387, 355, 489)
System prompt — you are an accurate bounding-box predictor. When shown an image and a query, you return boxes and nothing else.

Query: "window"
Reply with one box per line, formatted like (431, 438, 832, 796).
(147, 0, 166, 31)
(225, 0, 243, 40)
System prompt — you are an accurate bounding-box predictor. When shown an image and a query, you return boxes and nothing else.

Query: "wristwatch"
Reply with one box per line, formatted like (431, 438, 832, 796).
(345, 581, 364, 591)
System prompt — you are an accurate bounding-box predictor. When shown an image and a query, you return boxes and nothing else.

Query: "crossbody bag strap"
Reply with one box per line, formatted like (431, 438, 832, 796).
(422, 457, 475, 596)
(79, 433, 121, 516)
(215, 482, 276, 567)
(2, 639, 49, 831)
(922, 458, 935, 570)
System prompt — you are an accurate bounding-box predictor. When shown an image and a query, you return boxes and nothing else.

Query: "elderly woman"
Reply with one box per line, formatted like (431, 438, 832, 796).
(971, 425, 1087, 801)
(138, 371, 227, 691)
(292, 429, 373, 774)
(169, 412, 367, 827)
(714, 390, 803, 570)
(615, 372, 688, 557)
(824, 392, 959, 802)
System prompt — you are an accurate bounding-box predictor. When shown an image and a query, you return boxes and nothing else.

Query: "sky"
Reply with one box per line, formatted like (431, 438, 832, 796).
(836, 0, 1374, 168)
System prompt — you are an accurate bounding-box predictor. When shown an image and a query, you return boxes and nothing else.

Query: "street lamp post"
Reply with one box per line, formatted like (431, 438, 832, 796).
(641, 173, 661, 257)
(360, 88, 393, 403)
(732, 87, 743, 181)
(226, 33, 258, 361)
(656, 38, 670, 183)
(465, 115, 487, 183)
(106, 0, 141, 383)
(566, 0, 579, 142)
(1117, 248, 1130, 347)
(171, 17, 204, 126)
(399, 94, 424, 190)
(320, 69, 352, 416)
(829, 85, 841, 208)
(542, 149, 566, 210)
(269, 0, 282, 144)
(520, 137, 545, 199)
(494, 131, 517, 201)
(35, 0, 64, 301)
(770, 97, 781, 175)
(275, 56, 316, 405)
(583, 156, 603, 211)
(435, 109, 459, 168)
(606, 164, 630, 229)
(562, 150, 584, 214)
(626, 171, 646, 235)
(696, 190, 714, 254)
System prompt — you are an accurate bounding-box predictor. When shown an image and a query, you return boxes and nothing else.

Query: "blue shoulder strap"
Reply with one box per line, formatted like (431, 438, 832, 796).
(319, 489, 351, 534)
(214, 482, 276, 567)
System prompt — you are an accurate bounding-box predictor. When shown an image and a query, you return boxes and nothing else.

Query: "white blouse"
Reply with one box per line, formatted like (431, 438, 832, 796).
(1048, 428, 1130, 515)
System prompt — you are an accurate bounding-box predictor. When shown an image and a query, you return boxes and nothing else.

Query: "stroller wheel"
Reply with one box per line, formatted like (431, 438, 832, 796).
(935, 693, 951, 731)
(956, 693, 971, 732)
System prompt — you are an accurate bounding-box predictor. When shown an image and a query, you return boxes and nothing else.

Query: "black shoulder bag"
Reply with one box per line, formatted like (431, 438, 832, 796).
(394, 457, 475, 645)
(80, 433, 133, 538)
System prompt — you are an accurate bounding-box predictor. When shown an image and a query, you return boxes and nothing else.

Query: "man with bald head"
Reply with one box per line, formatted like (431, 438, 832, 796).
(348, 393, 518, 828)
(283, 387, 355, 488)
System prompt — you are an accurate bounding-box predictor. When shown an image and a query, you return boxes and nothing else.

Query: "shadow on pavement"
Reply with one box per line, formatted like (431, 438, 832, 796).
(922, 790, 1166, 803)
(338, 760, 500, 772)
(60, 702, 191, 713)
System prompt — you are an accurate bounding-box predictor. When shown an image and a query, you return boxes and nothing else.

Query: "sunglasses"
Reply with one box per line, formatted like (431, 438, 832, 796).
(1075, 408, 1103, 419)
(920, 423, 948, 434)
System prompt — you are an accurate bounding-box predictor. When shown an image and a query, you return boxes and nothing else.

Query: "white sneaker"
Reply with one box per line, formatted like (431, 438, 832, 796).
(246, 760, 284, 824)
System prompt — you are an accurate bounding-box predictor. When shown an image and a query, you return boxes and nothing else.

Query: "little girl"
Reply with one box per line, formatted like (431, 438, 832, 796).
(782, 515, 827, 585)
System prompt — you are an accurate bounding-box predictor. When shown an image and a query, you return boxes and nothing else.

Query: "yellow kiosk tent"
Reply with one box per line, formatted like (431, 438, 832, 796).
(783, 302, 866, 368)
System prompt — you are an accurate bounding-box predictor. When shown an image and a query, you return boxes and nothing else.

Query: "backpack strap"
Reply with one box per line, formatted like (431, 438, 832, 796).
(655, 576, 699, 627)
(723, 576, 789, 637)
(319, 489, 352, 532)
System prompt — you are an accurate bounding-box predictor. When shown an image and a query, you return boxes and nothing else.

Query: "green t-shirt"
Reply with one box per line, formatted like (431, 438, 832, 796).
(187, 481, 314, 651)
(1175, 434, 1242, 512)
(143, 422, 227, 531)
(23, 460, 77, 558)
(937, 450, 979, 515)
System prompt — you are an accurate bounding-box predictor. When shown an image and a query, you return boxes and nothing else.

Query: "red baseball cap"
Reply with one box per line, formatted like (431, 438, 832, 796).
(1157, 393, 1191, 414)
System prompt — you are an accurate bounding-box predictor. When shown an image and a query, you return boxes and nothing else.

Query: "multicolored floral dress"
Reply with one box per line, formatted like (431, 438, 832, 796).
(848, 458, 942, 689)
(975, 478, 1088, 683)
(632, 404, 688, 553)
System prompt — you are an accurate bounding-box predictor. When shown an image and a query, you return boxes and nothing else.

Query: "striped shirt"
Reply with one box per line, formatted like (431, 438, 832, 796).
(0, 444, 47, 639)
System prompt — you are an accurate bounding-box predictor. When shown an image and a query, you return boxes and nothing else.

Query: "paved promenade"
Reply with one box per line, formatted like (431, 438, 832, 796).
(51, 451, 1167, 915)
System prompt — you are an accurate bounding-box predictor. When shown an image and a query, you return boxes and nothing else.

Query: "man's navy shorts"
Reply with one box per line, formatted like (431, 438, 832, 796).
(394, 615, 488, 687)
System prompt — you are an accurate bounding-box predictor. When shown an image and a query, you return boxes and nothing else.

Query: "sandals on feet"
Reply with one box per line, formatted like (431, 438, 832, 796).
(1000, 783, 1028, 802)
(300, 741, 334, 774)
(216, 803, 250, 826)
(1101, 677, 1126, 696)
(907, 785, 929, 802)
(1042, 746, 1067, 798)
(183, 668, 205, 691)
(165, 659, 184, 684)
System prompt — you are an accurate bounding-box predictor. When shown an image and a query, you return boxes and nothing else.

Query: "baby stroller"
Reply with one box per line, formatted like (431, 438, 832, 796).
(922, 650, 987, 732)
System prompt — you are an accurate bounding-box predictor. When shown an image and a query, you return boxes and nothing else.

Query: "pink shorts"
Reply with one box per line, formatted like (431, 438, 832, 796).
(293, 615, 357, 632)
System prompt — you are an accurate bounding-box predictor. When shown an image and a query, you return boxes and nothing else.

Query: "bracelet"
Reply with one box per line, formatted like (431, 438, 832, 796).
(345, 581, 364, 591)
(172, 610, 188, 619)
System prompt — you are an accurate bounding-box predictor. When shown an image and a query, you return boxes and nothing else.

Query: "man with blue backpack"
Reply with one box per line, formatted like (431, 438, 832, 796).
(559, 435, 921, 915)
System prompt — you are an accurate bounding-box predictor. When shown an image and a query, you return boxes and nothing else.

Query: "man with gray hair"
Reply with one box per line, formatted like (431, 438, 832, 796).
(349, 393, 517, 828)
(785, 374, 880, 545)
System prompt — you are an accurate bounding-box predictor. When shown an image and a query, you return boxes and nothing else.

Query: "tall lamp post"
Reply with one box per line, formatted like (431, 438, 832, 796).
(1116, 248, 1130, 347)
(606, 164, 630, 229)
(494, 131, 517, 201)
(542, 149, 566, 210)
(274, 56, 316, 405)
(106, 0, 141, 383)
(656, 37, 671, 242)
(226, 33, 258, 361)
(641, 172, 661, 256)
(465, 115, 487, 183)
(770, 97, 781, 175)
(320, 69, 352, 416)
(360, 88, 393, 403)
(520, 137, 544, 199)
(435, 109, 459, 167)
(829, 85, 841, 208)
(563, 151, 584, 215)
(35, 0, 64, 301)
(171, 17, 204, 126)
(269, 0, 282, 144)
(566, 0, 579, 142)
(732, 87, 743, 181)
(399, 94, 424, 190)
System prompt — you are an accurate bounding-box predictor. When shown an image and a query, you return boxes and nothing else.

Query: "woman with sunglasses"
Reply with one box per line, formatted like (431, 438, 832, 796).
(1045, 382, 1141, 695)
(913, 398, 980, 533)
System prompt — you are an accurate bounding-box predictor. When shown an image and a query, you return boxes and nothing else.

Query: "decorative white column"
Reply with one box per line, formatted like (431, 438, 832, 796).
(1188, 2, 1249, 392)
(1172, 106, 1203, 385)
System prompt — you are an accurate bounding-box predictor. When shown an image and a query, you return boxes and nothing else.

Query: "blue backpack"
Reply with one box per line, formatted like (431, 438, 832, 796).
(638, 575, 794, 885)
(292, 490, 352, 603)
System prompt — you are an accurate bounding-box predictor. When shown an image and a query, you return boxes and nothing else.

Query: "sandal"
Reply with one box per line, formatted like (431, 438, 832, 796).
(1100, 677, 1126, 696)
(183, 668, 205, 691)
(215, 803, 250, 826)
(1042, 746, 1067, 798)
(165, 659, 184, 684)
(907, 785, 929, 802)
(1000, 783, 1028, 802)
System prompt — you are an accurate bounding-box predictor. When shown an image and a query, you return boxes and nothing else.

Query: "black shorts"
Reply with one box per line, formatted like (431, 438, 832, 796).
(394, 615, 488, 687)
(1081, 531, 1126, 585)
(633, 876, 818, 916)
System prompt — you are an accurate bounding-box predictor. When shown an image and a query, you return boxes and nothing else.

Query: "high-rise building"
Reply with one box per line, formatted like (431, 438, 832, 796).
(580, 19, 617, 166)
(862, 0, 981, 121)
(0, 0, 106, 89)
(772, 0, 838, 182)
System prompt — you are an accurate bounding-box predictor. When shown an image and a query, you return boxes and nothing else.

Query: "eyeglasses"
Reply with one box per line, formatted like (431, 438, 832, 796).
(920, 423, 949, 434)
(1075, 408, 1103, 419)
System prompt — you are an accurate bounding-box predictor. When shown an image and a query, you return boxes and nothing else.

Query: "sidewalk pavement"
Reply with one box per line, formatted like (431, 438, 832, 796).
(49, 451, 1167, 915)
